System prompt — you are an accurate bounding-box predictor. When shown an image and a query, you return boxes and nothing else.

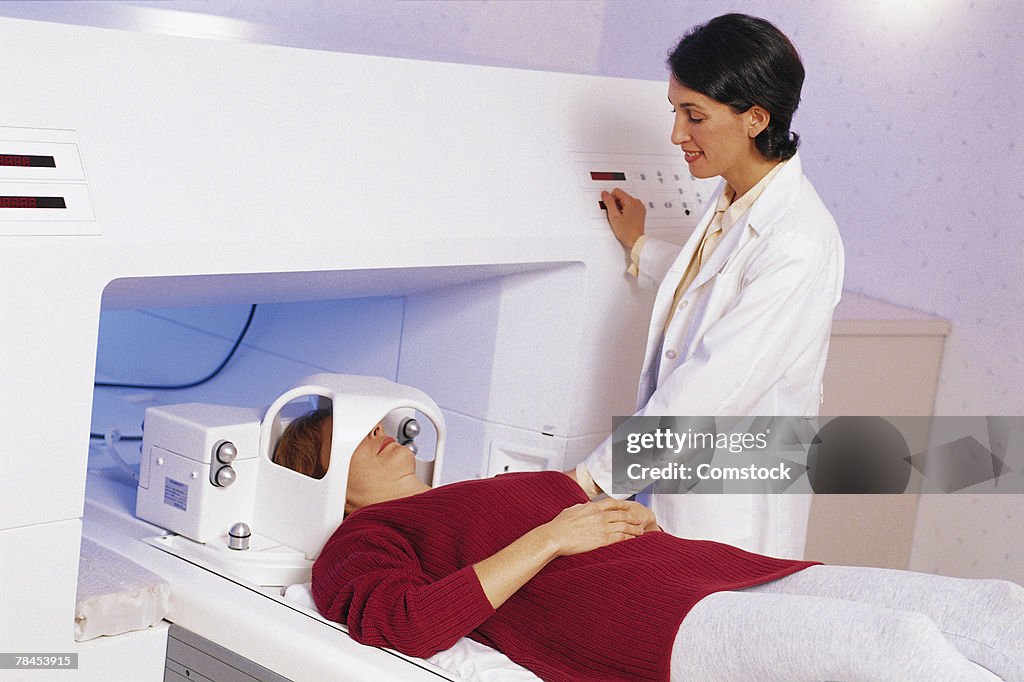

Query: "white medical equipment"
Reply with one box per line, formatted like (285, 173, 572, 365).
(0, 14, 717, 681)
(135, 374, 445, 586)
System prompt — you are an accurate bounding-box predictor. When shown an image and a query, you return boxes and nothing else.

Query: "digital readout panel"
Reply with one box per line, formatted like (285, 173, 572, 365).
(0, 155, 57, 168)
(0, 196, 67, 209)
(589, 171, 627, 181)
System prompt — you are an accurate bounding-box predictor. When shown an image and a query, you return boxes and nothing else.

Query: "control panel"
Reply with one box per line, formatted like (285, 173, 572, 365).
(572, 151, 719, 232)
(0, 126, 96, 236)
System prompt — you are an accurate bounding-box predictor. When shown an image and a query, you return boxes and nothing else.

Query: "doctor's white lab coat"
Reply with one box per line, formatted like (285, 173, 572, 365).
(585, 152, 845, 559)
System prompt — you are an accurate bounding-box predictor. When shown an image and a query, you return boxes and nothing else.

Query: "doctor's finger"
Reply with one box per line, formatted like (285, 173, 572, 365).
(609, 187, 638, 204)
(601, 190, 622, 215)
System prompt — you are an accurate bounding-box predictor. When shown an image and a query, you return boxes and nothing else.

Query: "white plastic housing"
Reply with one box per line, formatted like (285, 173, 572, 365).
(135, 404, 263, 543)
(0, 15, 695, 675)
(256, 374, 446, 560)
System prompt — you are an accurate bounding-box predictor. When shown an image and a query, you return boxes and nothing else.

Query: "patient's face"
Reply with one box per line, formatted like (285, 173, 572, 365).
(345, 421, 416, 511)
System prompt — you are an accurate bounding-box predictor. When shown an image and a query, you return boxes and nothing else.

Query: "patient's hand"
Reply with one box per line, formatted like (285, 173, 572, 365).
(633, 502, 660, 533)
(472, 499, 656, 610)
(543, 499, 651, 557)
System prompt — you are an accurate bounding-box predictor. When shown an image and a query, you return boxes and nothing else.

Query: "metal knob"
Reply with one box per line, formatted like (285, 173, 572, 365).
(228, 522, 251, 551)
(406, 440, 419, 455)
(399, 418, 420, 440)
(213, 465, 236, 487)
(215, 441, 238, 463)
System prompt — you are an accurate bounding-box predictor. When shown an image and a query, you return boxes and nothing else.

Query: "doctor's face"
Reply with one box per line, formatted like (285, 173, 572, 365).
(668, 76, 762, 185)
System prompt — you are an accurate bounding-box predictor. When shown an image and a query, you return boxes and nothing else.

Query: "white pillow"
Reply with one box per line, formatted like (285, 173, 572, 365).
(281, 583, 539, 681)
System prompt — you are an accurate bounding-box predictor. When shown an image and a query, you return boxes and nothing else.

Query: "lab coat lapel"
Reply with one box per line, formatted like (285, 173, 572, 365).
(668, 201, 717, 276)
(638, 187, 722, 404)
(740, 153, 804, 238)
(638, 154, 810, 407)
(648, 185, 723, 325)
(687, 212, 749, 292)
(685, 154, 806, 293)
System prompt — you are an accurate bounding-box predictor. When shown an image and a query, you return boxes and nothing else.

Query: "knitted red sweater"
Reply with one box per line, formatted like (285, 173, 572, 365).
(312, 470, 816, 681)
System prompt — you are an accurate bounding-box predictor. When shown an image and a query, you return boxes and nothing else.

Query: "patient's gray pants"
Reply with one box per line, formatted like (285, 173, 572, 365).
(671, 565, 1024, 681)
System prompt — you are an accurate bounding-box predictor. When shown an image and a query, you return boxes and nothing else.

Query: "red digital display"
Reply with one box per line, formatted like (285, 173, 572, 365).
(590, 171, 627, 181)
(0, 154, 57, 168)
(0, 196, 67, 209)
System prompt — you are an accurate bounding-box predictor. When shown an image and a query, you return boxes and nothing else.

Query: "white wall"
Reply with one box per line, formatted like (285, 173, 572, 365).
(6, 0, 1020, 581)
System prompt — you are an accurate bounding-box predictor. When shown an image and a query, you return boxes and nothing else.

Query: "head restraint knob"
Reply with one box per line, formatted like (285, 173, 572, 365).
(213, 465, 237, 487)
(400, 417, 421, 440)
(215, 441, 238, 464)
(228, 522, 251, 551)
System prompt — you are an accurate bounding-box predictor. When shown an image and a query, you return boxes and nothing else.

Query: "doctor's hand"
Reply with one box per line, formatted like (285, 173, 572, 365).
(541, 499, 652, 557)
(602, 188, 646, 250)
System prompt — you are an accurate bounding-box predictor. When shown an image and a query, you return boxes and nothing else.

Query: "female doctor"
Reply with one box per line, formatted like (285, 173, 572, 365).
(573, 13, 845, 558)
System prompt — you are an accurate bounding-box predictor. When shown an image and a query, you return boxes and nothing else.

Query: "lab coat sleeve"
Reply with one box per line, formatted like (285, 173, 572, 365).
(586, 229, 837, 498)
(635, 236, 683, 290)
(312, 529, 495, 658)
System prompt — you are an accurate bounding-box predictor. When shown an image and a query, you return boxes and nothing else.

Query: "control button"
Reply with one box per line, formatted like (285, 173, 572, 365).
(213, 466, 236, 487)
(399, 418, 421, 440)
(665, 349, 678, 360)
(626, 168, 655, 188)
(228, 522, 251, 551)
(215, 441, 237, 464)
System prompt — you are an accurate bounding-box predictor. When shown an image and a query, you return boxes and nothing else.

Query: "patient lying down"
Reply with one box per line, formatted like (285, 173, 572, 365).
(274, 410, 1024, 682)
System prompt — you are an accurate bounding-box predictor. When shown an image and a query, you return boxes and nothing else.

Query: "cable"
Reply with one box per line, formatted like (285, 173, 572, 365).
(101, 430, 140, 482)
(89, 304, 258, 440)
(94, 304, 257, 390)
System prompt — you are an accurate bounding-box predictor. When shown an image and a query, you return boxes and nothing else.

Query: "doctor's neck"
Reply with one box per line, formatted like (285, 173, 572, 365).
(724, 154, 782, 200)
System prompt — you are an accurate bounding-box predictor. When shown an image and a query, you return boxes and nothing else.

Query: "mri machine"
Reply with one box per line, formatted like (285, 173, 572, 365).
(0, 15, 724, 680)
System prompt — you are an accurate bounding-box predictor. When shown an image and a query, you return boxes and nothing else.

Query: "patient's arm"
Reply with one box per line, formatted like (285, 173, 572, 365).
(473, 499, 649, 609)
(316, 500, 652, 657)
(315, 530, 495, 658)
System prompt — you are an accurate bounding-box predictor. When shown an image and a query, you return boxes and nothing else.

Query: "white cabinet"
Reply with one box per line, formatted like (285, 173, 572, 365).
(806, 293, 950, 568)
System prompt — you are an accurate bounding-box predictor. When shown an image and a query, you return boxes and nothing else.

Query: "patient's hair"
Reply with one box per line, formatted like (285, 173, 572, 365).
(272, 407, 332, 479)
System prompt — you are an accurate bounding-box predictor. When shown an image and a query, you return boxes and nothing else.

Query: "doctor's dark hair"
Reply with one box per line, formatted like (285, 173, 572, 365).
(668, 13, 804, 161)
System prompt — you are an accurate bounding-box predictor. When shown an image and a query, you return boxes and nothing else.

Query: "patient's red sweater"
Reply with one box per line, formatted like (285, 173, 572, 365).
(313, 471, 815, 681)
